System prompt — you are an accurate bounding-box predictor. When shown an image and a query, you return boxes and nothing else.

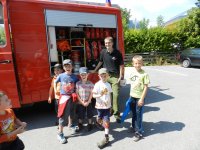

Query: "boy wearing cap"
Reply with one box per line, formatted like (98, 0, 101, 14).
(48, 64, 63, 124)
(92, 68, 112, 149)
(55, 59, 79, 144)
(76, 67, 94, 132)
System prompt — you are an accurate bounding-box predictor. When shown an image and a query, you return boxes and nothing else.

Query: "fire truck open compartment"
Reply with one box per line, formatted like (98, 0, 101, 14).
(46, 9, 118, 74)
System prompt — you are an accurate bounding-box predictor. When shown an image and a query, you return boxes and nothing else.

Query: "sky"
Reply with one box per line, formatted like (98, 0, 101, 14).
(76, 0, 198, 27)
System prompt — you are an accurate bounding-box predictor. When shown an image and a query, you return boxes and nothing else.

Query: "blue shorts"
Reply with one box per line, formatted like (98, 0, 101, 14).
(97, 109, 110, 122)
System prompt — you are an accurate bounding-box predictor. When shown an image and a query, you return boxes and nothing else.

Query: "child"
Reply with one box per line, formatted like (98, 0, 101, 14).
(76, 67, 94, 132)
(48, 64, 63, 124)
(0, 91, 27, 150)
(55, 59, 79, 144)
(92, 68, 112, 149)
(128, 55, 150, 142)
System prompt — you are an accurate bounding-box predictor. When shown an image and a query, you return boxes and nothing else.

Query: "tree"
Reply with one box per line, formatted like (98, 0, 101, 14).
(177, 7, 200, 48)
(120, 8, 131, 32)
(139, 18, 149, 30)
(156, 15, 164, 27)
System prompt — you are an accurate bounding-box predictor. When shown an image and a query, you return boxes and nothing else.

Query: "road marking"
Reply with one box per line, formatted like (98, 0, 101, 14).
(145, 68, 188, 76)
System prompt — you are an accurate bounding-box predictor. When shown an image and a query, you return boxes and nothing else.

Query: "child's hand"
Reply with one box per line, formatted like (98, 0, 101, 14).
(138, 99, 144, 106)
(83, 101, 89, 107)
(16, 126, 25, 134)
(7, 126, 25, 138)
(55, 91, 60, 95)
(101, 88, 108, 96)
(48, 97, 52, 103)
(21, 122, 27, 128)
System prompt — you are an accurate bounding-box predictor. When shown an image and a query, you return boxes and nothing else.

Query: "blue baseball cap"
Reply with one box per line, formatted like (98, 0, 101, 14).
(79, 67, 88, 74)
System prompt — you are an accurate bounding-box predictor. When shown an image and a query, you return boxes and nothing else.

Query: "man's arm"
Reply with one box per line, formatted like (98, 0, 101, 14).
(119, 64, 124, 79)
(93, 61, 103, 73)
(118, 64, 124, 83)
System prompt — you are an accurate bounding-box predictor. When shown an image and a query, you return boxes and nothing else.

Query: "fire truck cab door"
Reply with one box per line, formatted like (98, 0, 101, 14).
(0, 1, 21, 108)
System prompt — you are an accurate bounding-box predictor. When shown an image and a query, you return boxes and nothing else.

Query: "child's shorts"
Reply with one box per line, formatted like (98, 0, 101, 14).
(0, 137, 24, 150)
(76, 103, 93, 119)
(58, 98, 72, 126)
(97, 108, 110, 122)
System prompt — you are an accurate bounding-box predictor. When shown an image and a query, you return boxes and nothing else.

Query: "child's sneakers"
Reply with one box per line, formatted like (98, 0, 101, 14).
(57, 133, 67, 144)
(133, 132, 142, 142)
(97, 137, 109, 149)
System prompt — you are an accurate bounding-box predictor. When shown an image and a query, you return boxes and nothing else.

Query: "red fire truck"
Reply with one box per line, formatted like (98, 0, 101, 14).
(0, 0, 124, 108)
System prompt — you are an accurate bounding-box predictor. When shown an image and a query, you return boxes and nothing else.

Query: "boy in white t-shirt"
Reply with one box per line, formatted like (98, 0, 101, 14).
(93, 68, 112, 149)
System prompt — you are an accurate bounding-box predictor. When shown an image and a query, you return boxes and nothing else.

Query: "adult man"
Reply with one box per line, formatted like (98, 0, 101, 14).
(93, 37, 124, 123)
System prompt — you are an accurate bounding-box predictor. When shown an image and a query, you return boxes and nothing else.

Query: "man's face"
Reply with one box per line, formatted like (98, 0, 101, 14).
(104, 39, 113, 50)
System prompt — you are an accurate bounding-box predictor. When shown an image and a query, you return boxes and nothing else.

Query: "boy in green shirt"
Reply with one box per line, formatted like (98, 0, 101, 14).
(129, 55, 150, 142)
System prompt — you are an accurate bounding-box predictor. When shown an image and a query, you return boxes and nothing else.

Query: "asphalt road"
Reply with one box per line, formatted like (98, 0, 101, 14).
(16, 66, 200, 150)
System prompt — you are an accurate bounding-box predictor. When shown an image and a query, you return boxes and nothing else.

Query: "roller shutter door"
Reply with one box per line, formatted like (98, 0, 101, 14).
(45, 9, 117, 28)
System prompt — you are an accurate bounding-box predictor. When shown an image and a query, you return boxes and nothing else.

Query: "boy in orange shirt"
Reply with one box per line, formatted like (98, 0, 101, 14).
(48, 64, 63, 124)
(0, 91, 27, 150)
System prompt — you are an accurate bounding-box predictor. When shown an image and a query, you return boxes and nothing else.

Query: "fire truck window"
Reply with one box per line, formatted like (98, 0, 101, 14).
(0, 3, 6, 46)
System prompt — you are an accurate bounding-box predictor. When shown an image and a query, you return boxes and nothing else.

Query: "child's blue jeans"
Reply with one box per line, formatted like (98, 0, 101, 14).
(130, 97, 144, 135)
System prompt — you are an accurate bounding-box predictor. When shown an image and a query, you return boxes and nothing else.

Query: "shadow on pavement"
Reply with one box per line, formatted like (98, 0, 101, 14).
(15, 102, 56, 130)
(119, 84, 174, 112)
(146, 86, 174, 105)
(143, 121, 185, 137)
(107, 120, 185, 146)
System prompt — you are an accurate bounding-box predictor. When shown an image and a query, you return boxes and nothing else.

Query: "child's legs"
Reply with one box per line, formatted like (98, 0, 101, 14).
(102, 109, 110, 135)
(135, 101, 144, 134)
(86, 103, 93, 124)
(130, 97, 137, 129)
(58, 103, 70, 133)
(76, 104, 86, 124)
(65, 99, 73, 127)
(68, 116, 73, 127)
(69, 99, 76, 125)
(96, 109, 103, 125)
(54, 99, 59, 114)
(130, 97, 144, 134)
